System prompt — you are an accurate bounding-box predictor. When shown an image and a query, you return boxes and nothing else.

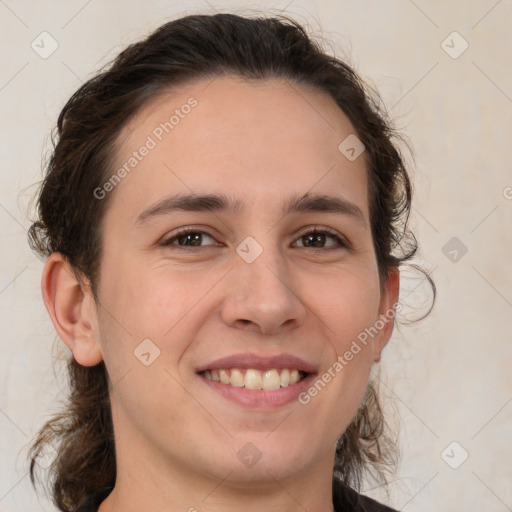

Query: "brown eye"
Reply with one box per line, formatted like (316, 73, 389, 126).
(161, 230, 217, 247)
(294, 229, 347, 249)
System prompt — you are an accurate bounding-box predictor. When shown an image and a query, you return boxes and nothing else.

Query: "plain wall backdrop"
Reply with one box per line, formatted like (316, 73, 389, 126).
(1, 1, 511, 511)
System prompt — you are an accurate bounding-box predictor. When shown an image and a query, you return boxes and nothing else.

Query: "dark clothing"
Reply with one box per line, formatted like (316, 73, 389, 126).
(333, 480, 396, 511)
(75, 478, 396, 511)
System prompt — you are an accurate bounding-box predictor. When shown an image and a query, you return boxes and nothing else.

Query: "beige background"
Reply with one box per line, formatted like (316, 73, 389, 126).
(1, 1, 511, 511)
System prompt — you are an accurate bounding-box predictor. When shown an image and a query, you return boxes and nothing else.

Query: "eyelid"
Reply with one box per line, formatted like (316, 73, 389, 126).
(159, 226, 220, 247)
(293, 225, 349, 248)
(160, 224, 349, 249)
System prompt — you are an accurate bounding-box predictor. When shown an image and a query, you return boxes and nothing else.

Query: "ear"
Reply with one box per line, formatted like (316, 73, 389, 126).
(41, 252, 103, 366)
(373, 266, 400, 363)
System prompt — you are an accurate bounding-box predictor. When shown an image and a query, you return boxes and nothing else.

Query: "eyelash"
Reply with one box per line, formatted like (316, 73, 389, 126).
(160, 226, 348, 250)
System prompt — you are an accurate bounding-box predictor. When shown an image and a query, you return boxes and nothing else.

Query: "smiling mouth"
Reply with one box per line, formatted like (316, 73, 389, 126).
(199, 368, 309, 390)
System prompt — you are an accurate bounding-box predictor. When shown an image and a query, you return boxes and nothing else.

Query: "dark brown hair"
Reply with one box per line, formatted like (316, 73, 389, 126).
(27, 12, 435, 512)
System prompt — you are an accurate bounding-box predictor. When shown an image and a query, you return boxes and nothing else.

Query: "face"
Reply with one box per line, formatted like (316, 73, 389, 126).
(88, 75, 398, 489)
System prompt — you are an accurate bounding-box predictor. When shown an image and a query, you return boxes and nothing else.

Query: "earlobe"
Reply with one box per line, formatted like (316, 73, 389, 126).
(373, 266, 400, 363)
(41, 252, 103, 366)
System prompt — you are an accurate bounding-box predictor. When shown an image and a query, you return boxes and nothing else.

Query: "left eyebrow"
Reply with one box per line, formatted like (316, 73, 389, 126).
(135, 192, 367, 228)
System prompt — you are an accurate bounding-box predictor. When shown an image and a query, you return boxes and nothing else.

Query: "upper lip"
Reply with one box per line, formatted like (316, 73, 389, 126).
(196, 353, 317, 374)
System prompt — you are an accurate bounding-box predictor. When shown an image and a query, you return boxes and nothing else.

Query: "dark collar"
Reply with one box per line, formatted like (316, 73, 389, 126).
(333, 477, 397, 512)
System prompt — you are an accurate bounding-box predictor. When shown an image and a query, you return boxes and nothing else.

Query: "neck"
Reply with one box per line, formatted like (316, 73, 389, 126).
(98, 430, 336, 512)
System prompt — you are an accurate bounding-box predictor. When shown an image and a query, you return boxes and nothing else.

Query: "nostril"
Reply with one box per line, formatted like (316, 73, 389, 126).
(234, 319, 253, 328)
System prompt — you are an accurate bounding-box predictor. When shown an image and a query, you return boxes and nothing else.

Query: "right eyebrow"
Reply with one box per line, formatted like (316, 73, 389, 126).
(135, 191, 367, 229)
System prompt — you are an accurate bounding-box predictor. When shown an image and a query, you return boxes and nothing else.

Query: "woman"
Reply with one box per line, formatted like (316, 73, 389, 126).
(27, 12, 434, 512)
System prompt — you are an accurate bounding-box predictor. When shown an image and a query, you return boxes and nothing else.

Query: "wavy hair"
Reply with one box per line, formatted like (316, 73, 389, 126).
(27, 12, 435, 511)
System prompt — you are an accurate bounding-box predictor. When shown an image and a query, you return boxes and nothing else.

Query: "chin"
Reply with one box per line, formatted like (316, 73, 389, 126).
(217, 434, 318, 484)
(213, 458, 303, 488)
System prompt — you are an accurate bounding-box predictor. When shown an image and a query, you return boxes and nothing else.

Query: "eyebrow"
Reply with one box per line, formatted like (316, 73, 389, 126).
(135, 192, 366, 227)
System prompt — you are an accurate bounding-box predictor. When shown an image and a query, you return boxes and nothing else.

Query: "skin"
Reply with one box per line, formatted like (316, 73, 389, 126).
(42, 75, 399, 512)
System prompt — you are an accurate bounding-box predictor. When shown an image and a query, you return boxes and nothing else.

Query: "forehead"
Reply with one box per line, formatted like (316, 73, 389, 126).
(108, 74, 368, 221)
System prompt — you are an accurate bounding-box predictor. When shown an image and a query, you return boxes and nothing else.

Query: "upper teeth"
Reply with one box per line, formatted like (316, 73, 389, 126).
(202, 368, 303, 390)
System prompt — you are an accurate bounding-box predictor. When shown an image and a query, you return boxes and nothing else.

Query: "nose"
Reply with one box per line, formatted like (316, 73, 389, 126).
(220, 243, 307, 335)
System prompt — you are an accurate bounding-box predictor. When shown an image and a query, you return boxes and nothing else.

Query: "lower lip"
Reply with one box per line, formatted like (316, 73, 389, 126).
(198, 373, 317, 409)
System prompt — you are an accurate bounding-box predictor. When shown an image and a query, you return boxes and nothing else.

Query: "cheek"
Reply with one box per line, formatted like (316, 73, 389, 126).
(98, 253, 209, 333)
(95, 262, 201, 441)
(333, 288, 379, 381)
(311, 267, 381, 350)
(301, 267, 380, 413)
(96, 257, 226, 379)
